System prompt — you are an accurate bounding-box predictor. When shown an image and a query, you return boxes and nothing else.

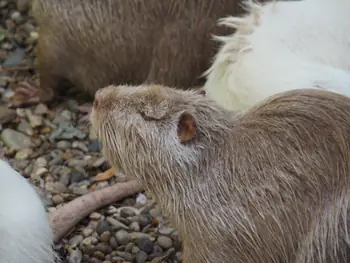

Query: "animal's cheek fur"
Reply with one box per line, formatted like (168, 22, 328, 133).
(103, 144, 123, 170)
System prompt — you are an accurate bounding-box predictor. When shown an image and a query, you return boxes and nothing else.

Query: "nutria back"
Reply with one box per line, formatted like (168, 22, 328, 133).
(91, 85, 350, 263)
(31, 0, 258, 102)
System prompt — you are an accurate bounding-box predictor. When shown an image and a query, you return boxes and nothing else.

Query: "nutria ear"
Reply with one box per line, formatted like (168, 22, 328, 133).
(140, 101, 168, 120)
(177, 112, 197, 143)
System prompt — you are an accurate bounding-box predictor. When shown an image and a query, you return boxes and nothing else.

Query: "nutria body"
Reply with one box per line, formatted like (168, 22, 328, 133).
(0, 159, 55, 263)
(91, 84, 350, 263)
(203, 0, 350, 111)
(11, 0, 266, 107)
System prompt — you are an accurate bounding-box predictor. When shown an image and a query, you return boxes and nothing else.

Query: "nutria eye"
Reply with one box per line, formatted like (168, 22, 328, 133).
(139, 110, 153, 121)
(139, 110, 145, 118)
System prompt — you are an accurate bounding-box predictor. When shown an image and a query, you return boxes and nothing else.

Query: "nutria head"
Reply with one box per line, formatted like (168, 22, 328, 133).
(90, 84, 232, 199)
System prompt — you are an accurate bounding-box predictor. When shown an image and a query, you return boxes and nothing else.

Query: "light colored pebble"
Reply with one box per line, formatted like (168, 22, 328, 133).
(81, 236, 99, 247)
(115, 229, 130, 245)
(90, 212, 102, 220)
(34, 103, 48, 115)
(69, 235, 84, 247)
(15, 148, 33, 160)
(82, 228, 94, 238)
(129, 222, 141, 232)
(157, 236, 173, 250)
(57, 140, 72, 149)
(136, 193, 148, 206)
(52, 194, 64, 205)
(69, 248, 83, 263)
(106, 217, 129, 230)
(35, 167, 48, 177)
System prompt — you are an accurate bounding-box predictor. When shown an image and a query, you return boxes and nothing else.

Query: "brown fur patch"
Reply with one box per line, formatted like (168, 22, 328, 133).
(31, 0, 268, 104)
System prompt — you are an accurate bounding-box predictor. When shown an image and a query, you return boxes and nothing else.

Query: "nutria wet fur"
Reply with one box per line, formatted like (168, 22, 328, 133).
(25, 0, 263, 105)
(91, 84, 350, 263)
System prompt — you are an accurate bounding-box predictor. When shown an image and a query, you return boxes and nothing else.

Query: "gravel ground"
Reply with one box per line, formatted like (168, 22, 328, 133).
(0, 1, 182, 262)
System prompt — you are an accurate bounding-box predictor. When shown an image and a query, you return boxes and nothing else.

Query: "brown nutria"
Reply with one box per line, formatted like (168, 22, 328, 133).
(90, 84, 350, 263)
(10, 0, 268, 108)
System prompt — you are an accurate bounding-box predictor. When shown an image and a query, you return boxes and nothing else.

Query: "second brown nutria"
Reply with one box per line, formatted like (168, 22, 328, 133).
(10, 0, 266, 108)
(91, 84, 350, 263)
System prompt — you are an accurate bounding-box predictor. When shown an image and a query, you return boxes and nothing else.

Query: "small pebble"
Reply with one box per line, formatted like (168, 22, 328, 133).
(135, 237, 154, 254)
(61, 109, 72, 120)
(109, 237, 118, 250)
(115, 251, 135, 262)
(15, 148, 33, 160)
(136, 193, 148, 206)
(81, 236, 99, 247)
(34, 103, 49, 115)
(34, 157, 48, 168)
(35, 167, 48, 177)
(175, 251, 182, 262)
(27, 112, 43, 127)
(0, 106, 16, 124)
(57, 140, 72, 149)
(52, 194, 64, 205)
(69, 235, 84, 248)
(92, 157, 105, 168)
(70, 169, 86, 183)
(90, 212, 102, 220)
(53, 182, 69, 193)
(100, 231, 111, 244)
(96, 220, 112, 235)
(157, 236, 173, 250)
(120, 207, 137, 218)
(106, 217, 129, 231)
(125, 242, 134, 253)
(72, 141, 88, 152)
(88, 140, 101, 152)
(158, 226, 176, 236)
(0, 0, 8, 8)
(135, 251, 148, 263)
(115, 229, 130, 245)
(93, 251, 105, 261)
(17, 119, 34, 136)
(129, 222, 141, 232)
(82, 228, 94, 238)
(1, 128, 31, 150)
(69, 248, 83, 263)
(149, 208, 161, 219)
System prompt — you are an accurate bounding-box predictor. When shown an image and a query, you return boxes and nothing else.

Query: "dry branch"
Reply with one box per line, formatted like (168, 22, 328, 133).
(48, 179, 142, 242)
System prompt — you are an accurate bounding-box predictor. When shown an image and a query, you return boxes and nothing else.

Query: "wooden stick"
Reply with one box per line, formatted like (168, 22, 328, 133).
(48, 179, 142, 243)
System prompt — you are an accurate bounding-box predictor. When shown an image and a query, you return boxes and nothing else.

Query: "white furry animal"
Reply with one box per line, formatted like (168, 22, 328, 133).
(0, 159, 55, 263)
(203, 0, 350, 111)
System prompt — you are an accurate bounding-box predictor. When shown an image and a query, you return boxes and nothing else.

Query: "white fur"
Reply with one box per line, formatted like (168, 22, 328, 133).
(0, 159, 55, 263)
(203, 0, 350, 111)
